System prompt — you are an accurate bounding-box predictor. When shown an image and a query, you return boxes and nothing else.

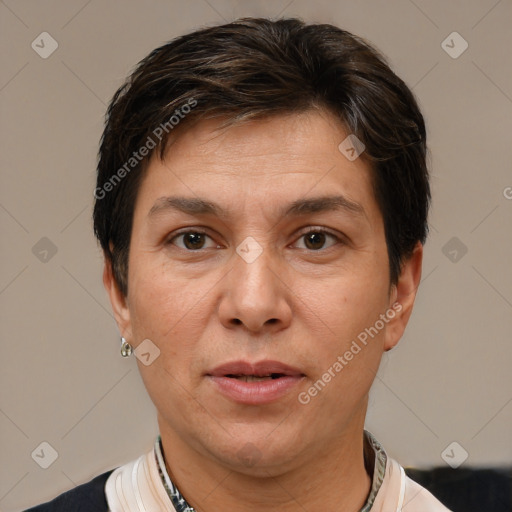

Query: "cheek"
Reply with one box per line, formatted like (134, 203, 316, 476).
(299, 265, 390, 395)
(299, 289, 386, 418)
(311, 270, 388, 342)
(128, 256, 206, 339)
(126, 262, 210, 411)
(127, 256, 226, 389)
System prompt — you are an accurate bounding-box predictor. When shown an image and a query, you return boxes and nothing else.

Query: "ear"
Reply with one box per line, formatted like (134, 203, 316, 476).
(103, 255, 133, 341)
(384, 242, 423, 351)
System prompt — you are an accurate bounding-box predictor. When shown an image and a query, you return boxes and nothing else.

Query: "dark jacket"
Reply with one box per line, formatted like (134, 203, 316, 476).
(24, 470, 114, 512)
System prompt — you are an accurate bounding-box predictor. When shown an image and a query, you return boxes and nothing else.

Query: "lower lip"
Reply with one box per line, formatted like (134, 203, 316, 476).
(208, 375, 304, 405)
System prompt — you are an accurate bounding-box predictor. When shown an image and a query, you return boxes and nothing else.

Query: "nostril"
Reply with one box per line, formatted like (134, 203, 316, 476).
(230, 317, 278, 327)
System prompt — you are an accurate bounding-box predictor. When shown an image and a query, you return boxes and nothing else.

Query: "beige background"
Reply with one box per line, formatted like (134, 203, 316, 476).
(1, 0, 511, 510)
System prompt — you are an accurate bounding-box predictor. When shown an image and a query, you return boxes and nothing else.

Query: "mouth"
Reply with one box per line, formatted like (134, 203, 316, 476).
(224, 373, 286, 382)
(208, 360, 303, 376)
(206, 360, 305, 405)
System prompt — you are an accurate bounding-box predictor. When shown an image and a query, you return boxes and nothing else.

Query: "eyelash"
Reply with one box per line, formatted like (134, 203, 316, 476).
(167, 227, 344, 252)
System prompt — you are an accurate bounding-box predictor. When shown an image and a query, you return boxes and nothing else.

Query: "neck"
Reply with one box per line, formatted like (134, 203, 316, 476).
(157, 417, 372, 512)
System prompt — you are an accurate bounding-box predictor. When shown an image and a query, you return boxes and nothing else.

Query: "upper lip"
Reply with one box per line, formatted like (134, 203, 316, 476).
(207, 360, 304, 377)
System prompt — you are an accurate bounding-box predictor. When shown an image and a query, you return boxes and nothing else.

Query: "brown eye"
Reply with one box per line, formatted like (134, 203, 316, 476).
(295, 229, 340, 251)
(304, 232, 327, 250)
(183, 232, 206, 250)
(169, 231, 216, 251)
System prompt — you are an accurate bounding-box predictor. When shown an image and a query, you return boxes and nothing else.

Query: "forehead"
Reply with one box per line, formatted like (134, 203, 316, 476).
(134, 110, 379, 224)
(160, 110, 357, 174)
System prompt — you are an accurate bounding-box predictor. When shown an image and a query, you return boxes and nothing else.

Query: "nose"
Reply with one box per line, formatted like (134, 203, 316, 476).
(218, 245, 293, 334)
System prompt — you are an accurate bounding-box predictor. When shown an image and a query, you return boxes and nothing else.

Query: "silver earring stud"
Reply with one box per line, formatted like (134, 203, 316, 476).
(120, 337, 133, 357)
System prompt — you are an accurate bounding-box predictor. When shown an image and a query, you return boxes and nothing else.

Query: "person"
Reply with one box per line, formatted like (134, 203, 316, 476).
(27, 16, 451, 512)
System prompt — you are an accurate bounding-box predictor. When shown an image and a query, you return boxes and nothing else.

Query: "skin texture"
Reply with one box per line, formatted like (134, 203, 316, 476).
(104, 109, 423, 511)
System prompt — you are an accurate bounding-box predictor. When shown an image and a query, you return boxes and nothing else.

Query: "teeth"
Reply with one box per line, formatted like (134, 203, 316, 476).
(235, 375, 273, 382)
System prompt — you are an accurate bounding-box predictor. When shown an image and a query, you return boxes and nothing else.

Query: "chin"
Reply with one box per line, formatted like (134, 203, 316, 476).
(207, 428, 305, 476)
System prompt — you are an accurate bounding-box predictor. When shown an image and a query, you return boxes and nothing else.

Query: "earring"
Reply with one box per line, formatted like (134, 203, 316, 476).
(120, 337, 133, 357)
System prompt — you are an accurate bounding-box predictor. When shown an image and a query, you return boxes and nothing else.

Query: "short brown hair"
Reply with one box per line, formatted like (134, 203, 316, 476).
(93, 17, 430, 296)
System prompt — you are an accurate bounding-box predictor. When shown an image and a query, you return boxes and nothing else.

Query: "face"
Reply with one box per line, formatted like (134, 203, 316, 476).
(105, 110, 421, 476)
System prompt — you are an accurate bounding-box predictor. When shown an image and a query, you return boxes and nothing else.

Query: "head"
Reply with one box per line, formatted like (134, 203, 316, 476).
(95, 18, 429, 474)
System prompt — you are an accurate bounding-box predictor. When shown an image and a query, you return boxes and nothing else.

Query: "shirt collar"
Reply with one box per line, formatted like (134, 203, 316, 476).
(360, 430, 388, 511)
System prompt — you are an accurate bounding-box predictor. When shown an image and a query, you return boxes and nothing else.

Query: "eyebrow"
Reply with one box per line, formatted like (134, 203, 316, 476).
(147, 194, 366, 220)
(284, 195, 366, 218)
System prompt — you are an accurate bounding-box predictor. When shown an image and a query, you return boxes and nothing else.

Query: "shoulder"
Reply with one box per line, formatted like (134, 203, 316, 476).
(403, 473, 452, 511)
(373, 455, 452, 511)
(24, 469, 115, 512)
